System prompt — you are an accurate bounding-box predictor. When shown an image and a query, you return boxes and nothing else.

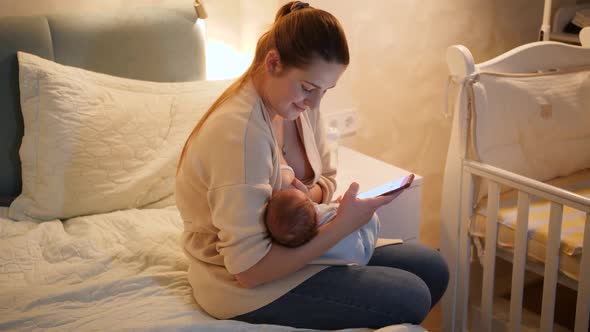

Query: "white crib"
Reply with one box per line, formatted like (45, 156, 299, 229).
(440, 40, 590, 332)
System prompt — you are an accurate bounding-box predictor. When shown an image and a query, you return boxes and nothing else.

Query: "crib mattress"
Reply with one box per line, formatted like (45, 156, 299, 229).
(470, 168, 590, 281)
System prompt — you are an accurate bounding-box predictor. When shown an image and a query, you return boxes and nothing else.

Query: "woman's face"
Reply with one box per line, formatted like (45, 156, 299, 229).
(263, 54, 347, 120)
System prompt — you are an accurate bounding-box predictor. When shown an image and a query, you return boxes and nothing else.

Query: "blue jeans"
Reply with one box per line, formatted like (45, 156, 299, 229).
(233, 243, 449, 330)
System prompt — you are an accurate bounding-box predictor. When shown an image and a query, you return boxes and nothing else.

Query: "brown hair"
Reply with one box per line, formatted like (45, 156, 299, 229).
(176, 1, 349, 171)
(265, 189, 318, 247)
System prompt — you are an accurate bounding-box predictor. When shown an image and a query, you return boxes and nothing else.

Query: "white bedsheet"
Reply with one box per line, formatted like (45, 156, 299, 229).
(0, 206, 425, 332)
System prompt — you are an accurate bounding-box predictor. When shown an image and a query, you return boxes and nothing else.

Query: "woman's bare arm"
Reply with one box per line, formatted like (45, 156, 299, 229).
(234, 215, 351, 288)
(234, 182, 398, 288)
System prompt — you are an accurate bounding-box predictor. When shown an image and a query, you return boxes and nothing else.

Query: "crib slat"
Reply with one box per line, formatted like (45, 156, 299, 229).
(509, 191, 530, 332)
(540, 202, 563, 332)
(574, 213, 590, 332)
(481, 181, 500, 332)
(456, 171, 474, 332)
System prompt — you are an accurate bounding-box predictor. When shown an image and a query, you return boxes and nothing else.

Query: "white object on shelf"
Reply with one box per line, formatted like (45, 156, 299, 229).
(335, 146, 423, 242)
(581, 27, 590, 47)
(543, 2, 590, 45)
(549, 31, 581, 44)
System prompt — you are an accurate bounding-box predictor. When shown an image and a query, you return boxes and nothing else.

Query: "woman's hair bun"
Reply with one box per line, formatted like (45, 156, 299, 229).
(275, 1, 311, 22)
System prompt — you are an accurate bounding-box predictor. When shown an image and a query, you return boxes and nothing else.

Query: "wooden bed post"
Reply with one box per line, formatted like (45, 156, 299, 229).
(440, 45, 476, 332)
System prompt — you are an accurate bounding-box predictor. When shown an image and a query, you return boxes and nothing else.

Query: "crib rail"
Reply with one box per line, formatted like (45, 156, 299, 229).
(458, 160, 590, 332)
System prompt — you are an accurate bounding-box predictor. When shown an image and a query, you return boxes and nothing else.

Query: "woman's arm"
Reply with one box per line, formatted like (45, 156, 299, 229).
(234, 182, 398, 288)
(234, 213, 352, 288)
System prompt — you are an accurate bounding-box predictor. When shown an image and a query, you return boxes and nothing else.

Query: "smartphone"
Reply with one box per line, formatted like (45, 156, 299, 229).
(356, 174, 415, 199)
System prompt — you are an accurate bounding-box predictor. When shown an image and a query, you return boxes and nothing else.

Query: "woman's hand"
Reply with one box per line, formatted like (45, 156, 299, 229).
(234, 182, 399, 289)
(335, 182, 400, 232)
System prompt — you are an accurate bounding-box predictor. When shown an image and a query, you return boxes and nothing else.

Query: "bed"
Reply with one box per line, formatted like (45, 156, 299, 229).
(440, 39, 590, 332)
(0, 4, 425, 332)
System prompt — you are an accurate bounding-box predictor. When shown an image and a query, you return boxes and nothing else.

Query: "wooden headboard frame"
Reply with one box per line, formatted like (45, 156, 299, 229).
(0, 6, 206, 205)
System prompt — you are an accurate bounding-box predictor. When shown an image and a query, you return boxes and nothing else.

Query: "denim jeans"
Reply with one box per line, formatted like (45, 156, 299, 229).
(233, 243, 449, 330)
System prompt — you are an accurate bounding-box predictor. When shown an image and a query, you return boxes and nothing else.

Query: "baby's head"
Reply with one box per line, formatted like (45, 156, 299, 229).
(265, 188, 318, 247)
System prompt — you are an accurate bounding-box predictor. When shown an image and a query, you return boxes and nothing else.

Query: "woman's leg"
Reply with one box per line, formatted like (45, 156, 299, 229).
(233, 264, 432, 330)
(368, 242, 449, 308)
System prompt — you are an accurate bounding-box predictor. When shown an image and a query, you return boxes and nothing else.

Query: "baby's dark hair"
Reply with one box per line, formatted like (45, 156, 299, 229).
(265, 189, 318, 247)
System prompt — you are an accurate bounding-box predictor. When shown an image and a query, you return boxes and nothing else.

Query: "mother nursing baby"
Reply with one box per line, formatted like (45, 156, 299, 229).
(175, 1, 448, 329)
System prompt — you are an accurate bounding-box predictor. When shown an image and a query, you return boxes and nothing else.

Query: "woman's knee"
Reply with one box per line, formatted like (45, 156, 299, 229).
(393, 270, 432, 324)
(371, 243, 449, 305)
(422, 246, 449, 280)
(304, 266, 433, 326)
(409, 245, 449, 306)
(426, 248, 450, 304)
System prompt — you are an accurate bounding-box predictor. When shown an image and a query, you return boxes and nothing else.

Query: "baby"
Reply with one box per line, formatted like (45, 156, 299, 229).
(264, 162, 380, 265)
(265, 188, 318, 247)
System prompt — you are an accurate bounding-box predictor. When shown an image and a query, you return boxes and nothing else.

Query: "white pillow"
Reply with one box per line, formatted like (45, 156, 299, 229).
(471, 70, 590, 202)
(474, 71, 590, 182)
(10, 52, 233, 221)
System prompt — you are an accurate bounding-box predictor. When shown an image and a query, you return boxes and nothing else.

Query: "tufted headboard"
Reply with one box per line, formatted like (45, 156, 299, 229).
(0, 6, 206, 204)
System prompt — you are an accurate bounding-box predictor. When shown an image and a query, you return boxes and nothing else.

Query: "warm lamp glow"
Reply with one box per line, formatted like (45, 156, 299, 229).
(196, 19, 252, 80)
(206, 41, 252, 80)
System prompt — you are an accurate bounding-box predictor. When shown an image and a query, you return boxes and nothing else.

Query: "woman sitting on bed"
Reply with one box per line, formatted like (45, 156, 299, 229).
(175, 1, 448, 329)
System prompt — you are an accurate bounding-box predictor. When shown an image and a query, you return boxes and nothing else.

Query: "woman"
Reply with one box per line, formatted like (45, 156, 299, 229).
(176, 1, 448, 329)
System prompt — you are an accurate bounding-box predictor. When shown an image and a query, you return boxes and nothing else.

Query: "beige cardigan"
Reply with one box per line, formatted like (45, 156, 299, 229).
(176, 81, 337, 319)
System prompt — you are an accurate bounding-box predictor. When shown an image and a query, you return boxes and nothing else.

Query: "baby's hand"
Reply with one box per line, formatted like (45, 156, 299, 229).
(291, 178, 310, 197)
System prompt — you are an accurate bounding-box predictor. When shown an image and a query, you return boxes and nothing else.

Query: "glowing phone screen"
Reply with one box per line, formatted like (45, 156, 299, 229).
(356, 175, 413, 199)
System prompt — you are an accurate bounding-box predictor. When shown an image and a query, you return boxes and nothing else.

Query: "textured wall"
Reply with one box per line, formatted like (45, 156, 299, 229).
(309, 0, 548, 247)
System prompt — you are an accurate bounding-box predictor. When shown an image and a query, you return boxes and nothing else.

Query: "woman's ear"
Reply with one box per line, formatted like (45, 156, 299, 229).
(265, 49, 282, 75)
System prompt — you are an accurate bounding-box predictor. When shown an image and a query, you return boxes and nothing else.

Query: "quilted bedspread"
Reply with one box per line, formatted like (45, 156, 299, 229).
(0, 207, 424, 332)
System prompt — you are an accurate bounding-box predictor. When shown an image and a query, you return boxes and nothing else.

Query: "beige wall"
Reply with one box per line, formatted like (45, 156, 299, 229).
(306, 0, 547, 246)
